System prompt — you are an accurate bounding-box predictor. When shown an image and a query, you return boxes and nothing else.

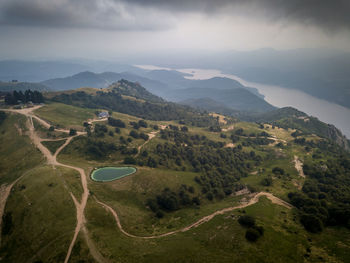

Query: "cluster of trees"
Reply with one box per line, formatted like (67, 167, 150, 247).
(108, 117, 126, 128)
(238, 215, 264, 242)
(51, 90, 218, 126)
(146, 185, 200, 218)
(129, 130, 149, 141)
(288, 156, 350, 232)
(4, 90, 44, 105)
(136, 128, 261, 203)
(130, 119, 148, 129)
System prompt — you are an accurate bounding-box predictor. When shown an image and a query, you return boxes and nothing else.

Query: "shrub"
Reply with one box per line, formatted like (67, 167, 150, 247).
(129, 130, 139, 139)
(108, 117, 125, 128)
(69, 128, 77, 136)
(140, 132, 149, 141)
(272, 167, 285, 175)
(261, 177, 273, 186)
(245, 228, 260, 242)
(124, 156, 136, 164)
(300, 214, 323, 233)
(238, 215, 255, 227)
(138, 119, 148, 128)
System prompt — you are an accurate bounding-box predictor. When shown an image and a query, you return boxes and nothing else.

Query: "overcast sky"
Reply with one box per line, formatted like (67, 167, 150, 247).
(1, 0, 350, 60)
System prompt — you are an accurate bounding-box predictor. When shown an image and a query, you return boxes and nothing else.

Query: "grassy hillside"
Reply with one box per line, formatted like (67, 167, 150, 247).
(34, 102, 96, 130)
(0, 113, 43, 184)
(1, 92, 350, 262)
(0, 166, 78, 262)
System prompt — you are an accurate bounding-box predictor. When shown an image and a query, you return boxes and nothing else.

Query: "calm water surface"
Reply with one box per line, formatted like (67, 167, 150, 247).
(136, 65, 350, 138)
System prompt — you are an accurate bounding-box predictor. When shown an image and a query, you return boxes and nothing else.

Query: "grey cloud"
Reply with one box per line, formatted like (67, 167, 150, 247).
(0, 0, 349, 31)
(0, 0, 174, 30)
(125, 0, 350, 31)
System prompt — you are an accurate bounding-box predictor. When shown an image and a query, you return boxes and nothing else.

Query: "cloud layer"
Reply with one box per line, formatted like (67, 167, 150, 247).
(0, 0, 174, 30)
(0, 0, 349, 31)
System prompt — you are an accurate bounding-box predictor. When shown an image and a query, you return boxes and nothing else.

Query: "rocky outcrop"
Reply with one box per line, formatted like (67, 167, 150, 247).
(326, 124, 350, 151)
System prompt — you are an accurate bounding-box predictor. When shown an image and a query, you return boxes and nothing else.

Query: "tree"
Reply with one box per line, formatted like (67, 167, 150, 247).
(245, 228, 260, 242)
(108, 117, 125, 128)
(238, 215, 255, 227)
(124, 156, 136, 164)
(261, 177, 273, 186)
(138, 119, 148, 128)
(129, 130, 139, 139)
(69, 128, 77, 136)
(300, 214, 323, 233)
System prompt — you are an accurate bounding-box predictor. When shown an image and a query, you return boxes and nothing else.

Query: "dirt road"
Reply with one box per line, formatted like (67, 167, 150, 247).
(1, 107, 93, 263)
(95, 191, 292, 239)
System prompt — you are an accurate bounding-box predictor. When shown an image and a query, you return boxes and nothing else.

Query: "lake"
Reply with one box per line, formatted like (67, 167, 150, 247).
(136, 65, 350, 138)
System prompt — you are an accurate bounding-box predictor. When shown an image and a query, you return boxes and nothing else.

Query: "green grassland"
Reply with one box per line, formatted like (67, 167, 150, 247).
(33, 117, 69, 139)
(1, 101, 350, 262)
(42, 139, 67, 154)
(0, 165, 76, 262)
(0, 112, 43, 184)
(34, 102, 97, 130)
(85, 195, 350, 263)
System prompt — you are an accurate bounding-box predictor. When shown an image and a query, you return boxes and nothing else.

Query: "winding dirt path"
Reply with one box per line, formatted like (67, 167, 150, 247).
(95, 191, 292, 239)
(1, 107, 294, 261)
(1, 107, 94, 263)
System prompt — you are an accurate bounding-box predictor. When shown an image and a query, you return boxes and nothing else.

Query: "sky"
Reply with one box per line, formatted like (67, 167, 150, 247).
(0, 0, 350, 60)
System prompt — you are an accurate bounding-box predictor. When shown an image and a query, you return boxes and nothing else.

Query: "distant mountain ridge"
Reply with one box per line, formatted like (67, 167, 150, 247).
(170, 87, 275, 113)
(41, 70, 272, 113)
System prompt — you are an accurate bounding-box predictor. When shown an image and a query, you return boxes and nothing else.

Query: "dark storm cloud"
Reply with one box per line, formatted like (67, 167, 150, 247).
(0, 0, 173, 30)
(0, 0, 349, 31)
(126, 0, 350, 31)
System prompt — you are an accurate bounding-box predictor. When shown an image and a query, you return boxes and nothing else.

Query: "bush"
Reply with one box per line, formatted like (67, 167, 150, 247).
(129, 130, 139, 139)
(272, 167, 285, 175)
(156, 211, 164, 218)
(108, 117, 125, 128)
(300, 214, 323, 233)
(48, 126, 55, 132)
(69, 128, 77, 136)
(238, 215, 256, 227)
(245, 228, 260, 242)
(124, 156, 136, 164)
(261, 177, 273, 186)
(138, 119, 148, 128)
(139, 132, 149, 141)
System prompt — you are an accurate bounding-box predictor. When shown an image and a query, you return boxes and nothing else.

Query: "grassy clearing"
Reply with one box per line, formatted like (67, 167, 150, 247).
(41, 139, 66, 154)
(33, 118, 68, 139)
(41, 139, 67, 154)
(34, 102, 96, 130)
(0, 113, 43, 184)
(0, 165, 76, 262)
(56, 166, 84, 203)
(89, 166, 249, 236)
(85, 195, 341, 263)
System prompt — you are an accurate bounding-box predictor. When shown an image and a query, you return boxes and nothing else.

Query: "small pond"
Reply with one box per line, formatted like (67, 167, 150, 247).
(91, 166, 137, 182)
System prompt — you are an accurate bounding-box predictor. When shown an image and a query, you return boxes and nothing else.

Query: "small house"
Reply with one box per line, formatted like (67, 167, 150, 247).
(98, 111, 109, 118)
